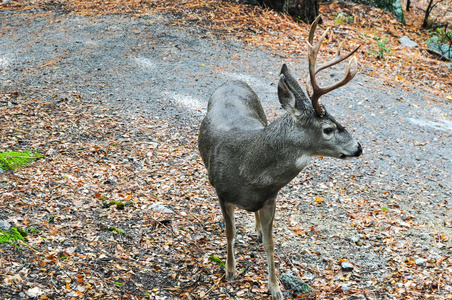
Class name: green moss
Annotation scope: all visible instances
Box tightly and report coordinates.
[0,151,43,171]
[0,227,25,246]
[109,227,125,235]
[280,273,314,296]
[17,228,29,237]
[102,200,132,210]
[49,215,57,224]
[208,256,225,268]
[28,228,41,234]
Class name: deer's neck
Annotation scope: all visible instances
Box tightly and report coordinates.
[239,114,312,189]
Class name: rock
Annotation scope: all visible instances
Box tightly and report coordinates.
[341,285,351,291]
[426,36,452,61]
[398,221,410,228]
[341,262,354,272]
[103,178,116,185]
[392,0,406,25]
[0,220,11,231]
[150,203,174,214]
[302,272,314,280]
[25,287,43,298]
[398,36,418,49]
[415,258,426,266]
[280,273,314,297]
[436,242,445,249]
[350,236,360,243]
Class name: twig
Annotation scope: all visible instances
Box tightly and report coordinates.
[203,274,225,299]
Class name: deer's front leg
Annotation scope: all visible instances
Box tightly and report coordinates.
[220,201,236,280]
[259,198,283,300]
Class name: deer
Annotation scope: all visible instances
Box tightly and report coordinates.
[198,16,362,299]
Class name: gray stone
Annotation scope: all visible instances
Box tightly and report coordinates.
[392,0,406,25]
[341,285,351,291]
[398,36,418,49]
[0,220,11,231]
[341,262,354,272]
[415,258,426,266]
[427,36,452,60]
[350,236,360,243]
[25,287,43,298]
[280,273,314,297]
[149,203,174,214]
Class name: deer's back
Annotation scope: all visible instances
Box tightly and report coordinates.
[204,81,267,132]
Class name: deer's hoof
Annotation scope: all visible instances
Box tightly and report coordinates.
[225,268,236,281]
[269,286,283,300]
[226,272,236,281]
[271,291,283,300]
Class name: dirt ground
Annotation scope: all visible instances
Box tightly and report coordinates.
[0,1,451,299]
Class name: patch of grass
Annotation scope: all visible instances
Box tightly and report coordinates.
[0,227,25,247]
[109,227,125,235]
[102,200,133,210]
[333,12,353,25]
[208,256,225,268]
[368,36,391,59]
[17,227,29,237]
[49,215,57,224]
[0,151,43,171]
[27,228,42,234]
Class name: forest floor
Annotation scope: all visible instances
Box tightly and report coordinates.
[0,0,451,299]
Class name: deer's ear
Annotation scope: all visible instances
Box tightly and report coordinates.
[278,74,301,117]
[279,64,311,113]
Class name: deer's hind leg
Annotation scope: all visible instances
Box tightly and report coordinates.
[254,211,262,241]
[219,200,236,280]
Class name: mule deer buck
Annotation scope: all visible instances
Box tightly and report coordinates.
[198,16,362,299]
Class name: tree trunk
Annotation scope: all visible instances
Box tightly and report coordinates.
[422,0,433,28]
[260,0,319,24]
[406,0,410,12]
[422,0,443,28]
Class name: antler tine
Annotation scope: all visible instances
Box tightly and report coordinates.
[314,43,361,75]
[306,16,331,117]
[306,15,360,117]
[320,55,359,96]
[308,15,321,44]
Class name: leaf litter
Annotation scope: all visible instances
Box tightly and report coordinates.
[1,69,451,300]
[1,0,451,299]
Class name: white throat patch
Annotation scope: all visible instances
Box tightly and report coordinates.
[295,155,311,170]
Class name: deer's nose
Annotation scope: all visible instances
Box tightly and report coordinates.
[355,143,363,157]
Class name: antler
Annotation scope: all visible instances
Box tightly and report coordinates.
[306,15,360,117]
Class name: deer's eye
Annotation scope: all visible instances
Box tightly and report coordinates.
[323,128,335,135]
